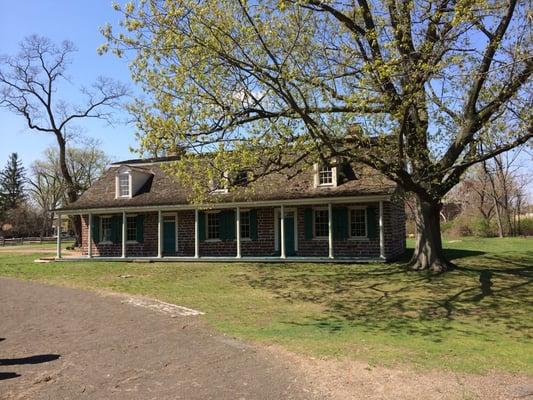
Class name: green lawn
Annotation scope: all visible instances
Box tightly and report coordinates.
[0,236,531,374]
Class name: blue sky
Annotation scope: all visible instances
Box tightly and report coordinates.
[0,0,137,168]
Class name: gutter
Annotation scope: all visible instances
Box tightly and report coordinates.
[55,194,392,215]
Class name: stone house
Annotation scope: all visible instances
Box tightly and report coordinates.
[56,156,406,261]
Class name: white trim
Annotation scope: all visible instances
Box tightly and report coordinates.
[312,207,329,239]
[88,213,93,258]
[274,207,298,255]
[328,203,333,259]
[161,213,178,255]
[99,215,113,243]
[157,210,162,258]
[194,209,199,258]
[236,207,241,259]
[205,210,221,241]
[379,200,385,259]
[348,206,368,239]
[121,211,126,258]
[280,205,285,259]
[56,211,62,259]
[59,195,392,215]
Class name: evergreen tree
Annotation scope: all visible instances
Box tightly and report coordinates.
[0,153,26,210]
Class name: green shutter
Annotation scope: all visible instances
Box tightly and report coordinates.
[198,211,206,242]
[111,215,122,244]
[332,207,349,240]
[136,214,144,243]
[367,206,378,238]
[218,210,235,241]
[250,209,258,241]
[227,210,236,241]
[304,208,313,240]
[92,216,100,244]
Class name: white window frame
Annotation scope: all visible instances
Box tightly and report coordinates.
[126,214,138,243]
[312,207,329,239]
[205,210,221,242]
[313,163,338,187]
[116,173,132,198]
[239,209,252,241]
[100,216,113,244]
[349,206,368,239]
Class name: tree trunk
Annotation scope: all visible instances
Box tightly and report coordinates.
[409,195,455,273]
[55,131,81,246]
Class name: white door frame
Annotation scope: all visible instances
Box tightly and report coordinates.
[162,212,178,252]
[274,207,298,252]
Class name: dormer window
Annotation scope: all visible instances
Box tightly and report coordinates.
[314,163,338,187]
[118,174,131,197]
[319,166,333,185]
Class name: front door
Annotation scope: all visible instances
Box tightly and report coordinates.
[277,210,296,256]
[163,216,176,255]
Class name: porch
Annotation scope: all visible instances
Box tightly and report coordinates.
[55,196,402,262]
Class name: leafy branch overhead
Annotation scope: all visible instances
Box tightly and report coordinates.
[101,0,531,272]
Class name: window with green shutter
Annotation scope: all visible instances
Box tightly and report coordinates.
[366,206,378,238]
[304,208,313,240]
[92,216,100,243]
[249,209,258,240]
[332,207,349,240]
[198,211,206,241]
[219,210,235,241]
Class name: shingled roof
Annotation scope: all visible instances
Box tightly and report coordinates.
[60,158,397,211]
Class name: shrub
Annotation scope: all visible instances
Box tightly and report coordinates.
[473,218,495,237]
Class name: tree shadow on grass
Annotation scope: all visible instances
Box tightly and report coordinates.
[234,247,532,342]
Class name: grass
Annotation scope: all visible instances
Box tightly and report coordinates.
[0,236,531,374]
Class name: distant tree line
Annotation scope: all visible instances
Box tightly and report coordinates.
[406,148,532,237]
[0,142,110,238]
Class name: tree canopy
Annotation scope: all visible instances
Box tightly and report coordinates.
[101,0,532,271]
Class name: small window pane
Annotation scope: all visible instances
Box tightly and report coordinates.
[319,166,333,185]
[101,217,112,242]
[240,211,250,239]
[350,209,366,237]
[207,213,219,240]
[314,209,329,237]
[119,175,130,197]
[127,216,137,241]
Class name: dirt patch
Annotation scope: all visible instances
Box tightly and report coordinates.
[268,345,533,400]
[0,278,315,400]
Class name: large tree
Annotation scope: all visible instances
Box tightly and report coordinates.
[102,0,532,271]
[0,35,128,242]
[0,153,26,211]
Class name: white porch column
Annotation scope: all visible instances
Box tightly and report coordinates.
[121,211,126,258]
[56,211,62,259]
[328,203,334,259]
[88,213,93,259]
[379,201,385,259]
[194,209,200,258]
[280,205,286,259]
[236,207,241,259]
[157,210,163,258]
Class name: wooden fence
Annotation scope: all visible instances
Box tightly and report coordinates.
[0,236,74,247]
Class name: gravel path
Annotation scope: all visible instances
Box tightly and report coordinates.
[0,278,315,400]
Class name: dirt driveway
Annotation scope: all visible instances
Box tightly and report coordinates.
[0,278,316,400]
